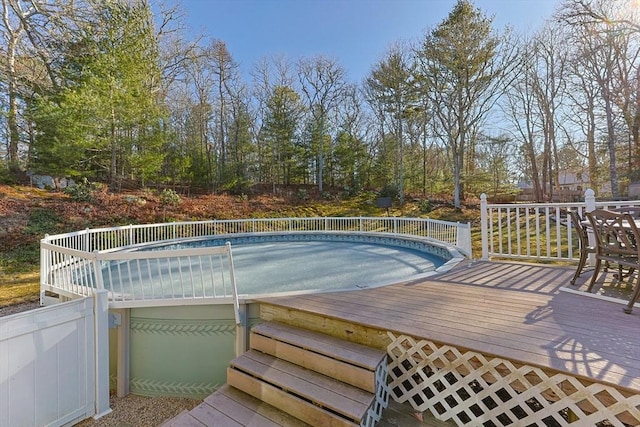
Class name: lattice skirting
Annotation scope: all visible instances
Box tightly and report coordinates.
[386,332,640,426]
[362,359,391,427]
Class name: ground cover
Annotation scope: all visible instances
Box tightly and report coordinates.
[0,184,481,308]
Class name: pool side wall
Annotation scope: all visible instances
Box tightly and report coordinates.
[109,303,261,398]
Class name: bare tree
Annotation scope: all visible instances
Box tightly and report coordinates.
[208,40,240,183]
[532,24,570,200]
[1,0,42,169]
[560,0,640,196]
[297,55,348,193]
[504,39,544,202]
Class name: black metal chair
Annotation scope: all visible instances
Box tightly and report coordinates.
[585,209,640,314]
[568,210,595,286]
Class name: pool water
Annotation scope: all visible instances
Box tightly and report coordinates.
[227,240,443,295]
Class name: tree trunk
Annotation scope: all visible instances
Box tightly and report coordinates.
[6,24,21,170]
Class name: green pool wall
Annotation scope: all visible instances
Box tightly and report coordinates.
[108,302,261,399]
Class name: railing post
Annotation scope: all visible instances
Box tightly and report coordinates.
[93,251,104,291]
[481,193,489,260]
[128,224,133,246]
[40,235,49,306]
[93,290,112,419]
[585,188,596,212]
[456,222,473,258]
[84,228,90,252]
[584,189,597,266]
[227,242,240,324]
[227,241,246,356]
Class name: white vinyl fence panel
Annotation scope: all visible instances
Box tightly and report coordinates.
[0,293,109,427]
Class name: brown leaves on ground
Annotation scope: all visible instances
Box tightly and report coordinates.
[0,184,294,236]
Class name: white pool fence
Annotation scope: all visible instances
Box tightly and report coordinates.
[14,199,640,426]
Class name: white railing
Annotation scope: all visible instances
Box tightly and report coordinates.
[41,217,471,308]
[480,189,640,261]
[42,217,471,254]
[41,241,236,309]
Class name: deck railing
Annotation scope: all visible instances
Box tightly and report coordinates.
[41,216,471,308]
[480,189,640,262]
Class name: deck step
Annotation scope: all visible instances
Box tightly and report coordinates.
[228,349,374,426]
[250,321,387,393]
[163,321,389,426]
[160,385,310,427]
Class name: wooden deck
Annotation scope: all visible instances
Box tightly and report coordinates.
[257,260,640,394]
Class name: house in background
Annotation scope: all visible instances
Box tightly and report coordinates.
[517,169,591,202]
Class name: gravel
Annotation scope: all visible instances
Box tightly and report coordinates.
[0,300,41,317]
[75,394,200,427]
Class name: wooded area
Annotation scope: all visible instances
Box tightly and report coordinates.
[2,0,640,207]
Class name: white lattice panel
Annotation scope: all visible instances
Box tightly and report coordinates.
[386,332,640,426]
[362,359,391,427]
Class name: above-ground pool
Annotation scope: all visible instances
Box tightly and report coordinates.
[43,219,468,398]
[103,232,462,398]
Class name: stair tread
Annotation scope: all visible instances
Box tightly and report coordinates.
[252,321,386,370]
[251,332,378,393]
[204,384,311,427]
[188,401,245,427]
[230,349,374,420]
[227,368,359,427]
[159,410,206,427]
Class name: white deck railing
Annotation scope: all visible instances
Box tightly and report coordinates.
[480,189,640,262]
[41,217,471,308]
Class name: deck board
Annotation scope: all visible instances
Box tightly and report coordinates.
[257,261,640,393]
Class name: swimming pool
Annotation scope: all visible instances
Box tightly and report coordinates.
[127,232,454,297]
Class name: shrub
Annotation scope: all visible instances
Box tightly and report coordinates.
[378,184,398,199]
[63,178,97,202]
[25,208,61,235]
[0,167,17,184]
[418,199,433,214]
[159,188,181,206]
[297,188,308,201]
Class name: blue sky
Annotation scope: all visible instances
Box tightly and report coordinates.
[181,0,560,83]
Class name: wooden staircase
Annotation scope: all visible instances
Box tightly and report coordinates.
[163,321,389,427]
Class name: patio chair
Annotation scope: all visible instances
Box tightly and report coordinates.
[568,210,595,286]
[611,206,640,218]
[585,209,640,314]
